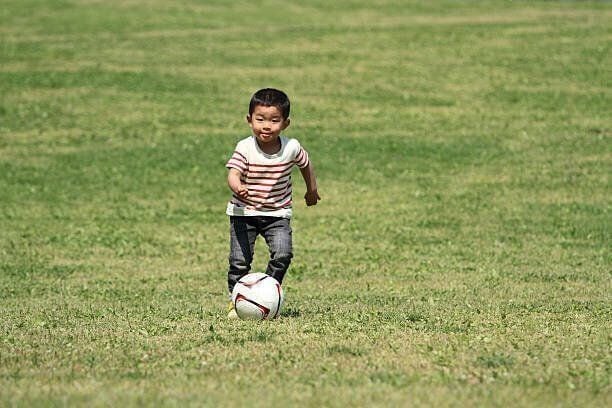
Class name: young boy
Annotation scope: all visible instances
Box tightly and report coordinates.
[225,88,320,317]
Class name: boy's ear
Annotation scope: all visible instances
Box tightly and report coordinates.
[246,114,252,123]
[282,118,290,129]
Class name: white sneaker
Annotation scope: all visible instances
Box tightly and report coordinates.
[227,302,238,319]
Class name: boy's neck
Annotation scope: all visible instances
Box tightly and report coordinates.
[256,137,281,155]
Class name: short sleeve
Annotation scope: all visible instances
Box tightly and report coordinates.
[226,143,248,173]
[293,141,310,169]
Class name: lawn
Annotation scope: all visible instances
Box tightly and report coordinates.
[0,0,610,406]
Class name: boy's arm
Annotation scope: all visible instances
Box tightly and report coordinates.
[299,162,320,206]
[228,168,248,199]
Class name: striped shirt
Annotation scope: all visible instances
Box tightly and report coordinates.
[226,136,309,218]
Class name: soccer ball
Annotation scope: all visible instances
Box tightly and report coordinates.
[231,273,284,320]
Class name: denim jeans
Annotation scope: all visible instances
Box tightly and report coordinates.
[228,216,293,294]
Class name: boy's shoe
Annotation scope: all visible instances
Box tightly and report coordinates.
[227,302,238,319]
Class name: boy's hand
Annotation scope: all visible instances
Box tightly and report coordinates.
[304,190,320,206]
[234,185,249,199]
[228,169,248,199]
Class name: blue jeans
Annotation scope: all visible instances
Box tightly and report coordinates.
[228,216,293,294]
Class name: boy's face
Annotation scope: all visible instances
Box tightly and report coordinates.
[247,105,290,147]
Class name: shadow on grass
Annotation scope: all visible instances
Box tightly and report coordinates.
[281,307,301,318]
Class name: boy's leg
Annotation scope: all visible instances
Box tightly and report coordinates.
[261,217,293,285]
[228,216,258,294]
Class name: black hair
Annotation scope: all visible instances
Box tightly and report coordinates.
[248,88,290,119]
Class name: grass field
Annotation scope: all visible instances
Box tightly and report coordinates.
[1,0,610,406]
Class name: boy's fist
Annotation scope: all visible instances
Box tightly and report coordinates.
[304,190,320,206]
[235,185,249,199]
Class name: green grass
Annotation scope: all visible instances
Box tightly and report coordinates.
[1,0,610,406]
